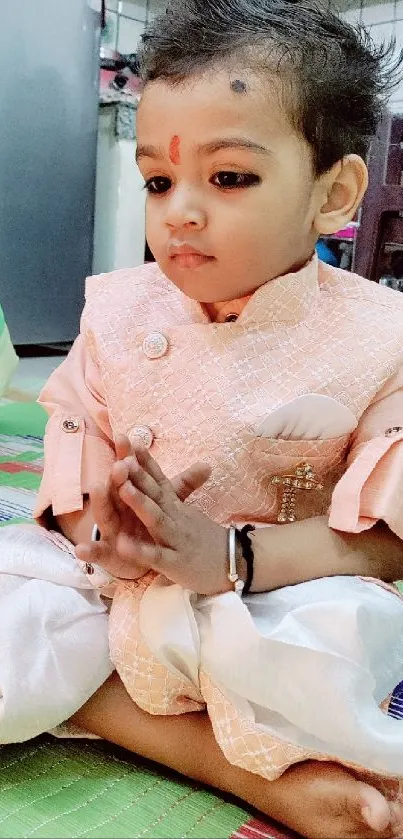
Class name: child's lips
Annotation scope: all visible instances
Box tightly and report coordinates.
[168,245,215,269]
[170,252,214,269]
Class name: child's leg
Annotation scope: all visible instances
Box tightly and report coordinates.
[72,672,402,839]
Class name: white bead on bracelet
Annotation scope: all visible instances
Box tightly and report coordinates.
[227,525,244,596]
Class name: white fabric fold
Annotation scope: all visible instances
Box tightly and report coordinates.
[140,575,403,776]
[0,525,113,743]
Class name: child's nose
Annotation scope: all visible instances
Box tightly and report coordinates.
[165,186,207,230]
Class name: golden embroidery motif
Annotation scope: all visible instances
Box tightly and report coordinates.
[271,462,323,522]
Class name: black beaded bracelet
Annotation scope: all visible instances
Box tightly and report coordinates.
[236,524,255,595]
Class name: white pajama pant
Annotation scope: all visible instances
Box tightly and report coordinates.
[1,521,403,778]
[0,525,113,743]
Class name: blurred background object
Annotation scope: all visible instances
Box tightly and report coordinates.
[352,111,403,285]
[0,306,18,396]
[0,0,101,345]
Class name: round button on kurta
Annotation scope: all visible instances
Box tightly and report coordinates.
[142,332,168,359]
[61,417,80,433]
[131,425,154,449]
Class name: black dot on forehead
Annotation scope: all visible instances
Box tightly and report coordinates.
[230,79,248,94]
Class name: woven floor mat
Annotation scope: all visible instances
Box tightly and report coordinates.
[0,736,293,839]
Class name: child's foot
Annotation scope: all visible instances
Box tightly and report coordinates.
[249,761,402,839]
[72,676,401,839]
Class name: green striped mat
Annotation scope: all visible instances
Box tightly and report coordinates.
[0,737,252,839]
[0,402,45,527]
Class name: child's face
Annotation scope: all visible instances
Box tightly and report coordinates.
[137,70,325,302]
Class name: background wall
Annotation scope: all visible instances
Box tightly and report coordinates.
[336,0,403,112]
[103,0,403,114]
[102,0,165,55]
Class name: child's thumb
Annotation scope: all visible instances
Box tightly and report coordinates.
[171,463,211,501]
[90,482,119,538]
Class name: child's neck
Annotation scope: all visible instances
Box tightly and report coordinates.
[201,253,317,323]
[203,294,252,323]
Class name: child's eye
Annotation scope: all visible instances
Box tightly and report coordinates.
[144,177,172,194]
[211,172,261,189]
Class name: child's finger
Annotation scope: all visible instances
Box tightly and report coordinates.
[74,540,108,566]
[126,540,179,576]
[126,447,211,507]
[75,540,105,565]
[75,539,139,579]
[115,434,133,461]
[90,481,120,539]
[124,455,173,510]
[111,458,130,489]
[134,445,176,492]
[171,462,211,501]
[118,480,175,545]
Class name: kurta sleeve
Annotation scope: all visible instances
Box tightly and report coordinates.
[34,331,115,519]
[328,365,403,539]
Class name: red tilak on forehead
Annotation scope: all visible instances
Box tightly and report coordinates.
[169,135,181,165]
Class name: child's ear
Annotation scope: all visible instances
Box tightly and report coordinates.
[314,155,368,235]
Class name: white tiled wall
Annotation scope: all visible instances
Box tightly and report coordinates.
[337,0,403,112]
[104,0,166,54]
[116,15,145,53]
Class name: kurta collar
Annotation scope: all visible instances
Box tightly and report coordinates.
[182,253,320,327]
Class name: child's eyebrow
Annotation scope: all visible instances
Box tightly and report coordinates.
[197,138,270,156]
[136,144,164,163]
[136,137,270,163]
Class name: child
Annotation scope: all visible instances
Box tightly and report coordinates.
[2,0,403,836]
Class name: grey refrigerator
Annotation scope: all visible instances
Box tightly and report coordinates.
[0,0,101,345]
